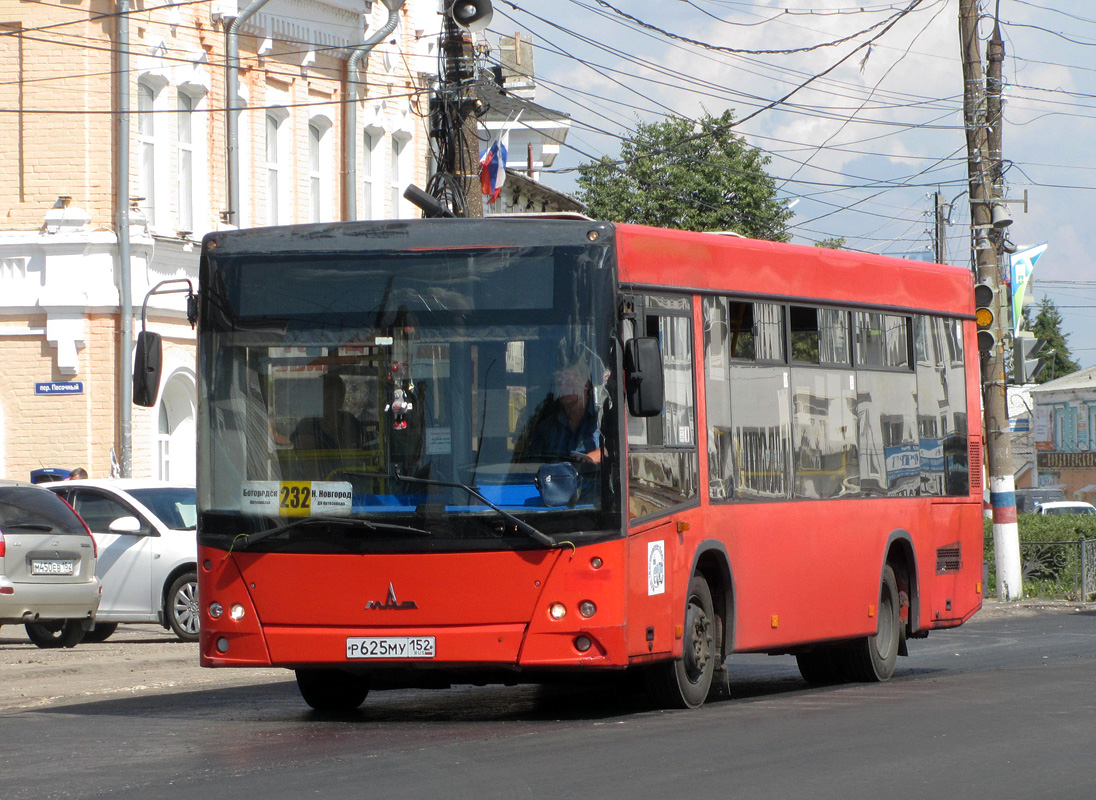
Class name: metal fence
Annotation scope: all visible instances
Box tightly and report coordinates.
[1018,538,1096,601]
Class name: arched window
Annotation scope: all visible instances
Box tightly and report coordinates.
[265,112,284,225]
[157,402,171,480]
[158,373,196,484]
[362,128,381,220]
[308,123,322,223]
[177,91,194,232]
[138,82,157,225]
[390,135,406,218]
[307,115,333,223]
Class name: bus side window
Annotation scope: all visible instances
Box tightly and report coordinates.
[704,297,792,502]
[789,306,859,500]
[855,312,918,497]
[915,315,969,497]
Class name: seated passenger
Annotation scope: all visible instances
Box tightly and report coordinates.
[528,365,602,463]
[291,372,365,451]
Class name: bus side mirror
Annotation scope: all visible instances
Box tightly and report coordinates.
[133,330,163,407]
[624,337,664,417]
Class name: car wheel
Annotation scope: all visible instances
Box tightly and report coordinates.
[25,620,86,648]
[81,623,119,643]
[166,572,200,642]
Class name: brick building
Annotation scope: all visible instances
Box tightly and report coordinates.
[1028,367,1096,502]
[0,0,439,481]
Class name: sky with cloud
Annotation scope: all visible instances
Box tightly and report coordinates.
[482,0,1096,368]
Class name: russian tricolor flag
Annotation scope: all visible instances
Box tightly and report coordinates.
[480,112,521,204]
[480,135,507,203]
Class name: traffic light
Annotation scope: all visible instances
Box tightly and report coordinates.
[1013,332,1048,384]
[974,282,997,353]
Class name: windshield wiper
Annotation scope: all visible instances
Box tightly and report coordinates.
[232,515,429,551]
[395,472,557,548]
[6,522,54,531]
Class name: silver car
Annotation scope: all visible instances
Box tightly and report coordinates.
[44,480,197,642]
[0,481,101,648]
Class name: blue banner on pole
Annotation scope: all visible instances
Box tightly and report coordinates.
[1010,243,1047,335]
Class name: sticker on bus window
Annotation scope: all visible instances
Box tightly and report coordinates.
[242,482,280,513]
[648,540,666,596]
[425,427,452,455]
[310,482,353,515]
[240,481,353,517]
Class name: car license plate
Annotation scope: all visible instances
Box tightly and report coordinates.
[346,636,436,659]
[31,559,75,576]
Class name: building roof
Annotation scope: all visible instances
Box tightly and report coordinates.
[1028,366,1096,394]
[500,171,585,213]
[477,79,570,130]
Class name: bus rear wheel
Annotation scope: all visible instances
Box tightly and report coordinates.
[844,565,901,682]
[647,575,717,709]
[295,668,369,712]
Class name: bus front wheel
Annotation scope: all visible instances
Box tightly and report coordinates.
[648,575,717,709]
[295,668,369,712]
[845,565,901,682]
[795,647,844,684]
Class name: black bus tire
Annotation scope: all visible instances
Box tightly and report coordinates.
[647,575,717,709]
[295,669,369,712]
[844,565,901,682]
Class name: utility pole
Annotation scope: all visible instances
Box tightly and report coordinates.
[933,190,947,265]
[442,16,483,218]
[960,0,1021,600]
[406,3,492,219]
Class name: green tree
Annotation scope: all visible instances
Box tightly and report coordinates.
[575,111,792,240]
[1029,296,1079,383]
[814,237,847,249]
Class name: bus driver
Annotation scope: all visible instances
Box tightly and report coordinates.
[529,364,602,464]
[291,372,365,452]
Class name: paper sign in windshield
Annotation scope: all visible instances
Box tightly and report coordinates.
[241,481,353,516]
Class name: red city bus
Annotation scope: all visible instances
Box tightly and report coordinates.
[139,218,981,710]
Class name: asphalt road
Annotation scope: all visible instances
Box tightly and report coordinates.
[1,601,1094,800]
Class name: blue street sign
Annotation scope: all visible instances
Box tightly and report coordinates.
[35,381,84,395]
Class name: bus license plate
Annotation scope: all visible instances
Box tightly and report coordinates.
[346,636,436,659]
[31,559,75,576]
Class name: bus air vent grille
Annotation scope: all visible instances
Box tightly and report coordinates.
[968,442,982,491]
[936,543,962,574]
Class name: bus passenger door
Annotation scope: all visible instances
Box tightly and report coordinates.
[622,294,700,658]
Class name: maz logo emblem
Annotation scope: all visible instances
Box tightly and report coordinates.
[366,582,418,610]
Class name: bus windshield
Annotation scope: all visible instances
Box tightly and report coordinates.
[198,241,620,552]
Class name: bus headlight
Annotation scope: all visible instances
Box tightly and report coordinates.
[549,602,567,620]
[578,600,597,618]
[209,602,224,619]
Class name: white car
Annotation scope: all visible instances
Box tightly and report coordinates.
[1035,500,1096,516]
[43,480,197,642]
